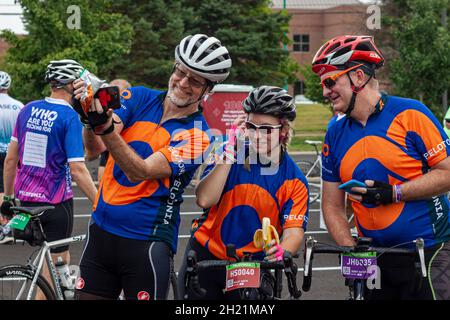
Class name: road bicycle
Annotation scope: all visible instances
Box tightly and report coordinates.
[184,243,302,300]
[302,236,427,300]
[296,140,322,205]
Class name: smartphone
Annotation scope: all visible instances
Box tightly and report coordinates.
[94,86,121,110]
[338,179,366,194]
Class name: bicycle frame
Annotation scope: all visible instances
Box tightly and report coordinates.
[21,235,86,300]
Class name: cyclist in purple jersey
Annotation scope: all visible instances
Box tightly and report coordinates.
[312,35,450,299]
[1,59,97,299]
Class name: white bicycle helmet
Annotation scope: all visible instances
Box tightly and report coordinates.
[45,59,84,85]
[175,34,232,84]
[243,86,297,121]
[0,71,11,90]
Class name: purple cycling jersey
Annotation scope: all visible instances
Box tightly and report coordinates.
[11,97,85,204]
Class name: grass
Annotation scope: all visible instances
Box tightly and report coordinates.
[289,103,333,152]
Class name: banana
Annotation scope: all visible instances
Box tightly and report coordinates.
[253,217,280,249]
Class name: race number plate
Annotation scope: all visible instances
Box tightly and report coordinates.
[10,213,31,231]
[225,262,260,291]
[341,252,377,279]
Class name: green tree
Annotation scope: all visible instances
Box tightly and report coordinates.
[299,64,329,105]
[106,0,185,88]
[181,0,299,87]
[381,0,450,117]
[1,0,133,103]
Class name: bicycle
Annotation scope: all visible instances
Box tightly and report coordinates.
[0,205,85,300]
[301,236,427,300]
[296,140,322,205]
[183,243,302,300]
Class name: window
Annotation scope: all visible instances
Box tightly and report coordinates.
[294,81,305,96]
[293,34,310,52]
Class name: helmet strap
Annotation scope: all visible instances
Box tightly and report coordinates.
[345,73,373,119]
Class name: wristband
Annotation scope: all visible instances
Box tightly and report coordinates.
[96,122,115,136]
[394,185,402,203]
[3,195,14,202]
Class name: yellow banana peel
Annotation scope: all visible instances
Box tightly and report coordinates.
[253,217,280,249]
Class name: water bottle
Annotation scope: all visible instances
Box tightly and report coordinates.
[55,257,74,299]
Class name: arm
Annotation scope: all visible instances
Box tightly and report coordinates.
[322,181,355,246]
[400,156,450,200]
[69,161,97,203]
[83,114,123,161]
[3,141,19,196]
[100,129,172,182]
[195,163,232,208]
[280,227,304,254]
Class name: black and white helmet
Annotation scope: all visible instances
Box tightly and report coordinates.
[243,86,296,121]
[0,71,11,90]
[45,59,84,85]
[175,34,232,84]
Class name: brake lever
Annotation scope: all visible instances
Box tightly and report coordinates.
[415,238,427,278]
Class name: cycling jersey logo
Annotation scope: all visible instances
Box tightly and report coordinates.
[121,89,132,100]
[76,277,85,290]
[137,291,150,300]
[322,143,330,157]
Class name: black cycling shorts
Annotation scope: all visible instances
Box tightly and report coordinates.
[366,240,450,300]
[77,222,174,300]
[98,151,109,167]
[0,153,6,193]
[20,199,74,254]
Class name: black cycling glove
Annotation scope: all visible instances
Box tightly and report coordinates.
[1,197,17,219]
[72,95,90,128]
[361,180,394,205]
[87,111,114,135]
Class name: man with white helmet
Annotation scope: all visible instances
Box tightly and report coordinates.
[0,71,23,206]
[72,34,232,300]
[1,60,97,297]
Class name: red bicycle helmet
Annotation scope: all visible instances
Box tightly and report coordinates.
[312,35,384,76]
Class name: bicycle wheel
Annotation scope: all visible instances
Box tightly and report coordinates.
[0,265,56,300]
[296,161,320,178]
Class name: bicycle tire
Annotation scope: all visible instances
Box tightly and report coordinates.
[296,161,320,178]
[0,265,56,300]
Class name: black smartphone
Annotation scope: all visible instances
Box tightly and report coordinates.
[94,86,121,110]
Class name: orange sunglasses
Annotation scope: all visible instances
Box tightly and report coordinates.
[320,64,364,89]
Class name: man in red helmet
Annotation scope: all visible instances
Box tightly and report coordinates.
[313,35,450,300]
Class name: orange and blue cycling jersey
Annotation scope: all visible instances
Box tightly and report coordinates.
[192,149,309,260]
[92,87,213,253]
[322,93,450,248]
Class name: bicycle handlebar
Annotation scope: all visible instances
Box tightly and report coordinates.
[302,236,427,292]
[184,250,302,300]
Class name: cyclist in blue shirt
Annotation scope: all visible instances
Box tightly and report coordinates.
[312,35,450,300]
[72,34,232,300]
[1,60,97,298]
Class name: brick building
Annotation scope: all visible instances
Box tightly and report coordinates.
[271,0,377,96]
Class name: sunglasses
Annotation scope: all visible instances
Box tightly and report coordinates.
[320,64,364,89]
[172,64,206,88]
[245,121,282,134]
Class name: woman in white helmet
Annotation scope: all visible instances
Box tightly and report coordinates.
[72,34,232,300]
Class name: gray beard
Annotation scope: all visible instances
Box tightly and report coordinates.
[167,87,196,108]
